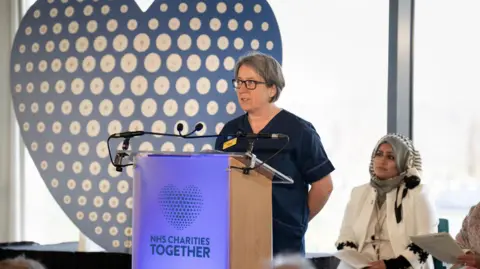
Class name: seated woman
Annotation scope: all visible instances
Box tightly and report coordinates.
[454,202,480,268]
[335,133,438,269]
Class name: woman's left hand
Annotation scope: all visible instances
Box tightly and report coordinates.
[368,260,386,269]
[457,252,480,268]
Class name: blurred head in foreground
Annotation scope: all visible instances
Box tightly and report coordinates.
[0,256,46,269]
[270,253,316,269]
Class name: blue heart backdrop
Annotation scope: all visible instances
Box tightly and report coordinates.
[10,0,282,252]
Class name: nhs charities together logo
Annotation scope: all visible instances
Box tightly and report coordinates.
[151,184,208,258]
[158,184,203,231]
[150,235,211,258]
[10,0,282,252]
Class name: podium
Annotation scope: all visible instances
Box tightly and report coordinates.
[129,151,293,269]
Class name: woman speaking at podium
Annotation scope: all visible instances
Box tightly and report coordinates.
[214,51,335,255]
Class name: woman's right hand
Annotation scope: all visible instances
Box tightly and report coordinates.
[455,252,480,269]
[451,265,477,269]
[450,264,464,269]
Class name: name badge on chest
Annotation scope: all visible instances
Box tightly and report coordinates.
[223,137,237,150]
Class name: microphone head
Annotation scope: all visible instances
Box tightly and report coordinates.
[195,123,204,132]
[176,123,184,133]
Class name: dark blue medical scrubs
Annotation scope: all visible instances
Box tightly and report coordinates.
[214,109,335,255]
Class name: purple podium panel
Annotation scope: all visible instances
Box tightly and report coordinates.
[132,154,231,269]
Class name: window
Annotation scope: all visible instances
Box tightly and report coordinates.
[24,154,79,244]
[21,0,79,245]
[413,0,480,236]
[269,0,389,252]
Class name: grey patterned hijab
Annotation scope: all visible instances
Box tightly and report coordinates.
[369,134,423,208]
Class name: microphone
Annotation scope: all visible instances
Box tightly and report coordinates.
[235,131,288,139]
[108,124,290,178]
[177,129,288,141]
[113,136,131,172]
[112,131,145,138]
[108,122,206,171]
[244,138,256,175]
[229,130,289,175]
[184,123,204,137]
[176,122,204,137]
[195,122,204,132]
[111,123,204,140]
[176,123,184,135]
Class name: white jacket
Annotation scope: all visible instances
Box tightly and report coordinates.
[335,183,438,269]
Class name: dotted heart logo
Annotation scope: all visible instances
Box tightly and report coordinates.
[10,0,282,252]
[158,184,203,230]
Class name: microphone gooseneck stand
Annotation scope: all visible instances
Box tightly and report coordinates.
[107,127,290,175]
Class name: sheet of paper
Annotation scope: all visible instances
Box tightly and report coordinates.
[333,249,373,269]
[410,232,465,264]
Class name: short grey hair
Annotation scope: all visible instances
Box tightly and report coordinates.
[0,256,46,269]
[234,51,285,102]
[270,253,316,269]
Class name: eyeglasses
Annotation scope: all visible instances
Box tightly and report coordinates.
[231,79,268,90]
